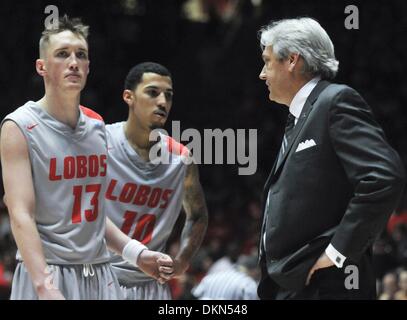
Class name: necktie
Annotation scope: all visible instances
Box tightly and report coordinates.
[276,113,296,167]
[262,113,296,256]
[260,113,295,253]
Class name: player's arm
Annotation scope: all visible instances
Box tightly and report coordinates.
[0,121,64,299]
[105,217,133,255]
[174,162,208,277]
[105,217,174,283]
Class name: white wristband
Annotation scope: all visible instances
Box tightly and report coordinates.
[122,240,148,267]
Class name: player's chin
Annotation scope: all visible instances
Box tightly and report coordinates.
[150,119,167,129]
[150,123,165,131]
[64,82,85,91]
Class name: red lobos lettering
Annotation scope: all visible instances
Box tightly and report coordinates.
[105,180,173,209]
[133,185,151,206]
[49,155,107,181]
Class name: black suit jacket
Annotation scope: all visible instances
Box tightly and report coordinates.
[259,80,405,292]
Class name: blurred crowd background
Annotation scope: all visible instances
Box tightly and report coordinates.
[0,0,406,300]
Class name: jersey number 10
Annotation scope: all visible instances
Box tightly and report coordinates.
[120,211,156,245]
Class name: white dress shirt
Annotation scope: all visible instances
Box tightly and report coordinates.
[289,76,320,123]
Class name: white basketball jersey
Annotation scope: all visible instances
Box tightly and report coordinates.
[1,101,111,264]
[105,122,188,284]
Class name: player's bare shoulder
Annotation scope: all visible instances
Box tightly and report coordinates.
[0,120,29,156]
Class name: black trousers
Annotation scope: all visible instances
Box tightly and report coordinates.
[258,255,377,300]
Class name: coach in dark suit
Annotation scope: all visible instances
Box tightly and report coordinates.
[257,17,405,299]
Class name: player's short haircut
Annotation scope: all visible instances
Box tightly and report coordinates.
[125,62,172,91]
[39,14,89,58]
[259,17,339,80]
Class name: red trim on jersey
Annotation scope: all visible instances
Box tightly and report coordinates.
[166,136,189,156]
[80,105,104,122]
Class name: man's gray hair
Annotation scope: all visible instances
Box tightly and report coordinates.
[259,17,339,80]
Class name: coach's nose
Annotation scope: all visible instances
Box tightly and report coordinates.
[259,65,266,80]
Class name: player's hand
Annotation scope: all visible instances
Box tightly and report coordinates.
[155,257,189,282]
[37,284,65,300]
[157,255,176,284]
[36,267,66,300]
[306,252,335,286]
[137,250,174,284]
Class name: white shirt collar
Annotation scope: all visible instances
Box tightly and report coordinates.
[289,76,321,120]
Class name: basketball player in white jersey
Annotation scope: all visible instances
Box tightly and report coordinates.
[105,62,208,299]
[0,16,173,300]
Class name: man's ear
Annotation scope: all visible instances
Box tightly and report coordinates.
[36,59,46,77]
[288,53,301,72]
[123,89,134,105]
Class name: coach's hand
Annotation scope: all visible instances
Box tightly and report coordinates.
[306,252,335,286]
[137,250,174,284]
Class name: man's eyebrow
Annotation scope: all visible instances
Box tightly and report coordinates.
[262,54,269,61]
[54,47,88,52]
[145,85,173,92]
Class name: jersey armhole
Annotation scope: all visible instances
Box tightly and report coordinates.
[166,136,189,157]
[80,105,104,122]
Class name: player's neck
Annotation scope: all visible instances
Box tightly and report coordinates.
[37,90,81,129]
[124,121,155,162]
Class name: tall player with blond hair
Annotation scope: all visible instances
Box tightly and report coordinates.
[0,16,173,300]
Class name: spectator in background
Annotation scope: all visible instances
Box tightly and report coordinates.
[394,270,407,300]
[206,242,241,275]
[378,272,398,300]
